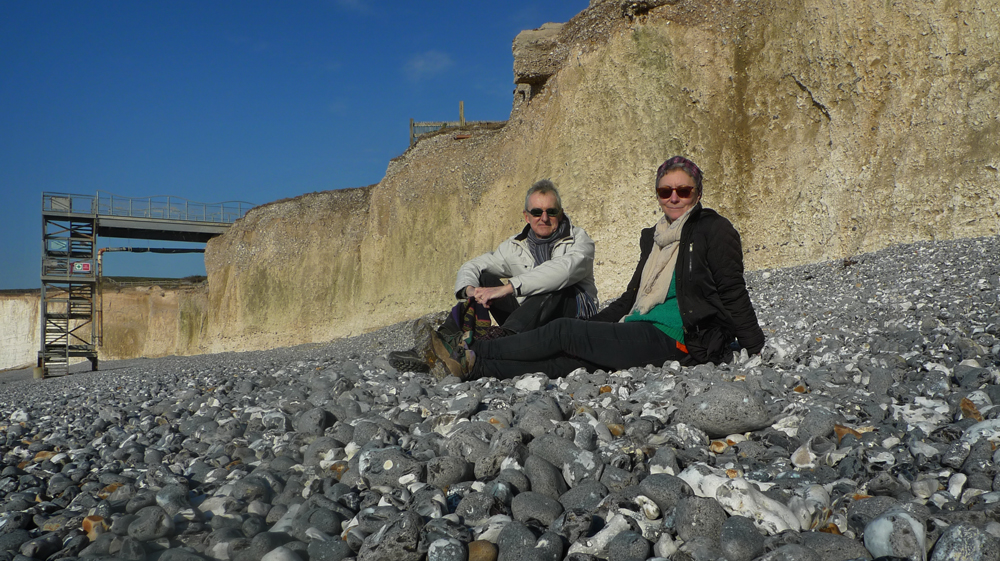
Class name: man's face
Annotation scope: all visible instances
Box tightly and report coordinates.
[523,191,561,238]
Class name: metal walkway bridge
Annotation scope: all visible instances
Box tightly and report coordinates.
[39,191,254,377]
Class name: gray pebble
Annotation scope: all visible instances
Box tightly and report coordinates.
[675,383,771,437]
[511,491,564,526]
[674,496,727,542]
[719,515,765,561]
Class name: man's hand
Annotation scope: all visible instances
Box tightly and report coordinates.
[470,284,514,307]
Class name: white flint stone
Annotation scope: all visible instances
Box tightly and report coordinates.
[820,446,850,466]
[865,449,896,465]
[648,464,676,476]
[199,497,232,517]
[260,546,302,561]
[472,515,512,543]
[9,409,30,423]
[790,438,817,468]
[966,390,992,408]
[714,478,802,534]
[961,419,1000,444]
[615,508,660,541]
[787,496,813,530]
[771,415,802,436]
[567,513,633,557]
[318,448,344,470]
[864,509,926,561]
[948,473,967,499]
[344,442,361,460]
[908,440,940,458]
[269,504,300,534]
[911,478,940,498]
[304,528,330,541]
[930,493,951,508]
[514,374,547,391]
[678,463,730,498]
[961,488,987,504]
[892,399,950,434]
[978,491,1000,504]
[654,533,679,558]
[634,495,661,519]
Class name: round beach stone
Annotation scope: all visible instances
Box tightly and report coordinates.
[524,455,568,501]
[719,515,765,561]
[798,532,871,561]
[427,456,473,488]
[358,511,425,561]
[675,384,771,438]
[511,491,564,527]
[929,522,996,561]
[605,531,650,561]
[306,538,353,561]
[864,508,926,561]
[757,544,822,561]
[559,481,609,512]
[638,473,693,513]
[674,496,728,542]
[127,505,176,541]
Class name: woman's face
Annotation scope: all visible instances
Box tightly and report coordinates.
[656,169,700,222]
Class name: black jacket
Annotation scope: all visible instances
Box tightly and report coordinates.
[592,204,765,363]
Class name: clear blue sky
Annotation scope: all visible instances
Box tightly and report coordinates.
[0,1,585,289]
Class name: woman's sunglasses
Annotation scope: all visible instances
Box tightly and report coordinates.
[527,208,562,217]
[656,186,695,199]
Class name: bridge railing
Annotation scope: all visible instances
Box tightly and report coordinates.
[42,192,97,214]
[95,191,254,224]
[43,192,255,224]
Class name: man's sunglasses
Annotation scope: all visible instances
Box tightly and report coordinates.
[527,208,562,217]
[656,186,696,199]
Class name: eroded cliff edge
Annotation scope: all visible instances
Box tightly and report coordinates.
[203,0,1000,353]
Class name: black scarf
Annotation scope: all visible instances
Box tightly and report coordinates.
[526,215,571,266]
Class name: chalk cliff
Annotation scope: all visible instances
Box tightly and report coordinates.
[201,0,999,352]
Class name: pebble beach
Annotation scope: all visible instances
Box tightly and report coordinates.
[2,235,1000,561]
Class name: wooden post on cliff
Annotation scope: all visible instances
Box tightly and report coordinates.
[459,101,465,127]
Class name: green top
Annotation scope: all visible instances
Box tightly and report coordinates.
[622,272,685,343]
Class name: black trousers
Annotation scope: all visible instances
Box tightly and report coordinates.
[476,272,579,334]
[470,317,687,380]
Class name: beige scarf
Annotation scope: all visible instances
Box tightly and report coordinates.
[628,208,695,316]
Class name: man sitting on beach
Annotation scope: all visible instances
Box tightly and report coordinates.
[388,179,598,373]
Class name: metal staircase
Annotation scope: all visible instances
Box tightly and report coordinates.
[40,194,98,375]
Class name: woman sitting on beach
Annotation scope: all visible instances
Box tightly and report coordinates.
[428,155,765,380]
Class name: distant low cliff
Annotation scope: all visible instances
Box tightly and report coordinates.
[201,0,999,353]
[1,286,208,371]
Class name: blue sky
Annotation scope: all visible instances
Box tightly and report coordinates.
[0,1,586,289]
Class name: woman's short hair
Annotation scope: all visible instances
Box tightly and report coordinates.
[524,179,563,211]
